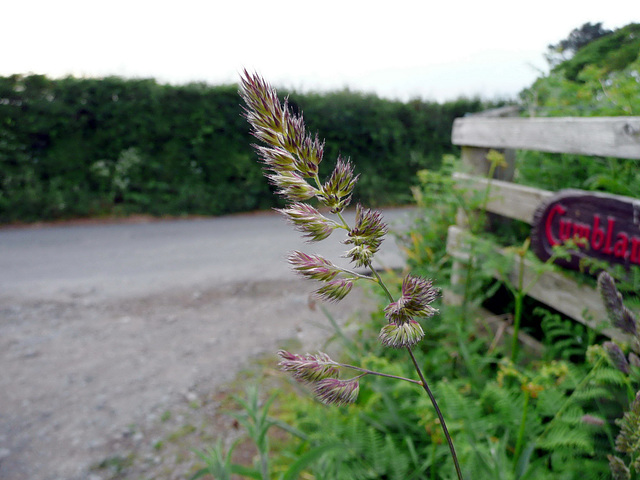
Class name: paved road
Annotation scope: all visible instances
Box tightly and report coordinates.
[1,207,413,302]
[0,207,416,480]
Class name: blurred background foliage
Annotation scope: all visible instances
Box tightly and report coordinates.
[0,74,488,223]
[517,22,640,200]
[12,20,639,480]
[1,22,637,224]
[253,22,640,480]
[522,22,640,117]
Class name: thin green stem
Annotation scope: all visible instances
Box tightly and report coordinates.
[259,445,269,480]
[366,261,463,480]
[333,362,423,386]
[336,210,350,230]
[407,347,464,480]
[461,256,474,320]
[536,357,605,443]
[480,158,500,213]
[510,292,524,360]
[367,262,395,302]
[510,252,526,361]
[321,188,462,478]
[339,268,376,282]
[313,173,323,190]
[431,440,437,480]
[513,390,530,470]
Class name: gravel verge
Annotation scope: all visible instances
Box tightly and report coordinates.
[0,278,377,480]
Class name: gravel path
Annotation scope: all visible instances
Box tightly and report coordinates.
[0,208,412,479]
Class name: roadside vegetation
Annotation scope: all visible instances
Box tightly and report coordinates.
[0,73,490,223]
[184,22,640,480]
[16,21,640,480]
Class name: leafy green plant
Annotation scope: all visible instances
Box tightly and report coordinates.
[522,23,640,117]
[537,306,596,361]
[193,28,640,478]
[0,73,486,223]
[239,71,465,480]
[191,387,337,480]
[596,271,640,479]
[401,117,639,480]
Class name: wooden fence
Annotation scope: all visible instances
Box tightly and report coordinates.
[446,111,640,350]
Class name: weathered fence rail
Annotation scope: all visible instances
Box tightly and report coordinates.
[447,113,640,349]
[452,116,640,159]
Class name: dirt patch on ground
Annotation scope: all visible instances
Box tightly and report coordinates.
[0,279,377,480]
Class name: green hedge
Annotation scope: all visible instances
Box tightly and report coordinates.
[0,74,487,222]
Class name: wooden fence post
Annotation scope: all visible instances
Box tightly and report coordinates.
[448,106,519,304]
[459,106,519,181]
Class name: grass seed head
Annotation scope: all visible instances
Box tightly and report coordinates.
[313,377,360,406]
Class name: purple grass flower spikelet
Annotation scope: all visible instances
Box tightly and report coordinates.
[240,70,325,201]
[279,107,323,177]
[383,302,412,325]
[608,455,631,480]
[281,106,306,152]
[267,172,318,201]
[604,341,630,375]
[319,156,359,213]
[288,251,342,282]
[277,350,340,383]
[400,275,439,317]
[598,271,638,337]
[384,275,439,323]
[615,391,640,471]
[620,306,639,338]
[315,278,354,302]
[255,145,298,173]
[379,320,425,348]
[380,275,437,348]
[313,377,360,406]
[280,105,322,177]
[343,204,387,267]
[582,414,606,427]
[597,272,621,315]
[297,134,324,177]
[239,72,286,148]
[629,352,640,368]
[278,203,339,242]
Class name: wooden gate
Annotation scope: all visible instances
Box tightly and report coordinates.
[446,112,640,348]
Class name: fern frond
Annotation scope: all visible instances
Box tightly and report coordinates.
[548,449,610,480]
[480,381,524,427]
[591,365,628,387]
[539,307,590,360]
[538,422,594,454]
[553,404,586,425]
[301,413,417,480]
[536,388,566,417]
[570,385,614,402]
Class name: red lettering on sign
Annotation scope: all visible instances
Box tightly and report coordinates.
[603,218,616,255]
[572,222,591,241]
[591,215,606,250]
[631,238,640,264]
[532,190,640,273]
[614,232,630,259]
[545,204,566,246]
[559,219,572,242]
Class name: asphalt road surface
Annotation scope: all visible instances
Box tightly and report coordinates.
[1,208,412,302]
[0,207,415,479]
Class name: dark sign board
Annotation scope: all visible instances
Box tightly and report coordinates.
[531,190,640,271]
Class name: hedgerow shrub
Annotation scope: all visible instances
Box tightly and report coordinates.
[0,74,487,223]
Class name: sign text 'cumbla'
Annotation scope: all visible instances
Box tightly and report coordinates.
[531,190,640,272]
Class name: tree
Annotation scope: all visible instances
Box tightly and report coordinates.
[545,22,613,66]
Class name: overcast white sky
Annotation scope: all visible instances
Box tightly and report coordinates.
[3,1,637,101]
